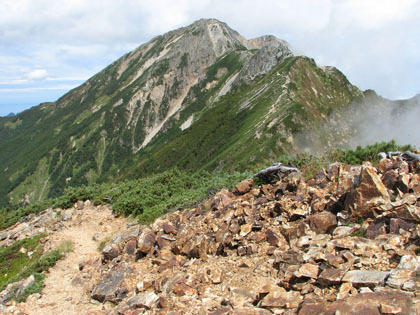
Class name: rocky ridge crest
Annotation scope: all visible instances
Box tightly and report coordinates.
[3,155,420,314]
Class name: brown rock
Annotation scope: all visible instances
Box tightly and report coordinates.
[235,179,254,195]
[382,169,399,190]
[102,243,122,261]
[318,268,346,285]
[298,298,327,315]
[308,211,337,234]
[345,166,390,218]
[380,303,402,314]
[172,283,196,296]
[260,290,302,309]
[162,222,177,234]
[389,218,415,234]
[208,307,231,315]
[324,291,415,315]
[386,269,417,291]
[124,292,158,310]
[125,240,137,255]
[265,229,288,249]
[91,267,130,303]
[337,282,352,300]
[240,223,252,237]
[137,228,156,254]
[158,296,169,308]
[365,220,387,239]
[296,263,319,279]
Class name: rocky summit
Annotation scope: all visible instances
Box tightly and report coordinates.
[2,154,419,314]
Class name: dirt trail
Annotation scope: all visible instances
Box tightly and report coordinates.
[15,204,128,315]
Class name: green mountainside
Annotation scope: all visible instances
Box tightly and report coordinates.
[0,19,385,208]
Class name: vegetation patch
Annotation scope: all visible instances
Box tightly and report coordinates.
[0,235,68,303]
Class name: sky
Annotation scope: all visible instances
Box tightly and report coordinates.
[1,0,419,116]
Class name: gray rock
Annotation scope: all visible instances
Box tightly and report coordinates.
[91,267,130,303]
[62,209,74,221]
[342,270,389,287]
[0,232,9,241]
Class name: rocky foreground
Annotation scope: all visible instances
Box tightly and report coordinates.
[2,155,420,314]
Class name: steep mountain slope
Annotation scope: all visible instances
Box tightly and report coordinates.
[0,19,363,207]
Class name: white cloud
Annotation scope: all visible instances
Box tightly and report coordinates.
[26,69,48,81]
[0,0,419,113]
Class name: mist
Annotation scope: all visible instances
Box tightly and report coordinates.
[296,92,420,153]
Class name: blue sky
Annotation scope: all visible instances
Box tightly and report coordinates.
[1,0,419,116]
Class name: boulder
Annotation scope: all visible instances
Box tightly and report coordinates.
[235,179,254,195]
[342,270,389,287]
[345,166,390,218]
[308,212,337,234]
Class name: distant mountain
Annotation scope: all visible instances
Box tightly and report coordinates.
[0,18,412,207]
[5,113,15,117]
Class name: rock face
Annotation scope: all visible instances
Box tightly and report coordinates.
[65,156,420,314]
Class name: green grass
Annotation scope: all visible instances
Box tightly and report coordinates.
[0,235,66,303]
[0,234,45,290]
[0,168,252,229]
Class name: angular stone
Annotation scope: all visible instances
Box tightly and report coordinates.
[380,303,402,314]
[125,292,158,310]
[389,218,415,234]
[397,254,420,271]
[259,290,302,309]
[235,179,254,195]
[308,211,337,234]
[137,228,156,254]
[125,239,137,255]
[62,209,74,221]
[345,166,390,218]
[386,269,417,291]
[382,169,399,190]
[91,267,129,303]
[342,270,389,287]
[318,268,346,285]
[365,220,387,239]
[102,243,121,261]
[296,263,319,279]
[337,282,352,300]
[240,223,252,237]
[332,226,358,238]
[265,229,288,249]
[162,222,177,234]
[172,283,197,296]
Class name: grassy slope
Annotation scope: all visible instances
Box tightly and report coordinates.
[0,52,361,209]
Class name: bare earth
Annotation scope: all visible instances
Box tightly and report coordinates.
[15,204,128,315]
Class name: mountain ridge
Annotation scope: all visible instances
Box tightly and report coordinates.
[0,18,406,208]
